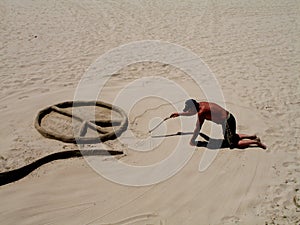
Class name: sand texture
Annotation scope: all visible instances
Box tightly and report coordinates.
[0,0,299,224]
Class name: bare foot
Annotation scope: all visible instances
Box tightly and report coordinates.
[256,138,267,149]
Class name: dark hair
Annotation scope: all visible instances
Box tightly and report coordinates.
[183,99,199,112]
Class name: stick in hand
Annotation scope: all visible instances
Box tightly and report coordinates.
[148,117,171,133]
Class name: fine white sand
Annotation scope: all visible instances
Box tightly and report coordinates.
[0,0,299,224]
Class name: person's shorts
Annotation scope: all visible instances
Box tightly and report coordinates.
[223,113,240,149]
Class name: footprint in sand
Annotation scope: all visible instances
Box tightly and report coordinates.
[0,105,7,110]
[294,194,300,209]
[18,95,29,100]
[221,215,240,224]
[282,161,300,168]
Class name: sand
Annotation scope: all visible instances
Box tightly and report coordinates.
[0,0,299,224]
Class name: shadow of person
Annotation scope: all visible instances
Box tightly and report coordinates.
[151,132,229,149]
[196,133,229,149]
[0,149,123,186]
[199,133,260,150]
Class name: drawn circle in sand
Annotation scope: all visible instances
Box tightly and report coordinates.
[34,101,128,144]
[74,40,226,186]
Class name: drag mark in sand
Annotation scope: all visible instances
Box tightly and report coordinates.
[130,99,184,126]
[97,213,161,225]
[0,150,123,186]
[86,186,158,225]
[0,100,129,186]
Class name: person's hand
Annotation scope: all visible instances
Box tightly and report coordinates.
[190,140,196,146]
[170,113,179,118]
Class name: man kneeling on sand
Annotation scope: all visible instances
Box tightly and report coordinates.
[170,99,267,149]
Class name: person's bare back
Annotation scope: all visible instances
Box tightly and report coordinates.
[198,102,228,124]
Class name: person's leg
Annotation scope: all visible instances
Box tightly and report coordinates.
[238,134,257,140]
[236,139,267,149]
[223,114,239,149]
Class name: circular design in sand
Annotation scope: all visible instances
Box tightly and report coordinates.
[74,40,226,186]
[34,101,128,144]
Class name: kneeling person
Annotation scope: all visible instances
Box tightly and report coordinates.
[170,99,266,149]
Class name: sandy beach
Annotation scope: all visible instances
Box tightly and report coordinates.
[0,0,299,224]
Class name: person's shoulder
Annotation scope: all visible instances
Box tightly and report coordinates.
[199,101,210,106]
[198,106,206,115]
[199,102,210,109]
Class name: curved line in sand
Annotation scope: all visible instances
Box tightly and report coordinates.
[35,100,128,144]
[0,150,123,186]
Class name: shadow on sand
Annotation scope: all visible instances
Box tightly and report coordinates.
[0,149,123,186]
[152,132,260,150]
[152,132,229,149]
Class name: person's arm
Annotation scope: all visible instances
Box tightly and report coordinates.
[190,117,204,146]
[179,111,195,116]
[170,111,196,118]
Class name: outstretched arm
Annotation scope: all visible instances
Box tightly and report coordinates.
[190,117,204,146]
[170,111,196,118]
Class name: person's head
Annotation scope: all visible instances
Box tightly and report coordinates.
[183,99,199,113]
